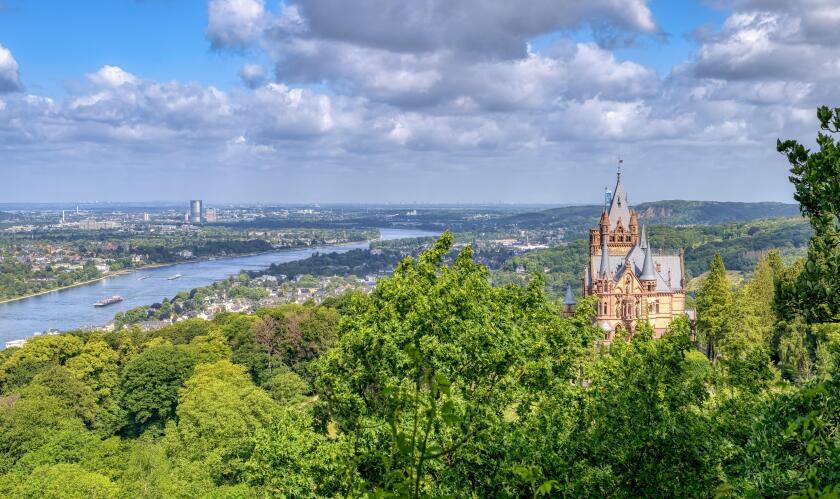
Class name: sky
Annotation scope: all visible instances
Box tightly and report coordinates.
[0,0,836,204]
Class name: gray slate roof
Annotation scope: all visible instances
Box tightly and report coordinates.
[590,245,683,292]
[639,246,657,281]
[608,176,632,229]
[564,284,576,305]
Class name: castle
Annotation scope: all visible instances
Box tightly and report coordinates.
[573,169,686,342]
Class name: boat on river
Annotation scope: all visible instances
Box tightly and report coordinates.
[94,295,123,307]
[167,274,183,280]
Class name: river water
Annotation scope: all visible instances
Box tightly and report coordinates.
[0,228,436,346]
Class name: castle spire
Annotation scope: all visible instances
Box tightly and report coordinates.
[639,224,648,249]
[599,232,610,279]
[617,156,623,182]
[639,245,656,282]
[564,284,576,305]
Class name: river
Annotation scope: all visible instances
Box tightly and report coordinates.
[0,228,437,346]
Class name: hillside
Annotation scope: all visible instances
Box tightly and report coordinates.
[494,216,811,297]
[493,201,801,239]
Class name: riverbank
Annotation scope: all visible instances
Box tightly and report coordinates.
[0,228,436,346]
[0,271,133,306]
[0,238,375,306]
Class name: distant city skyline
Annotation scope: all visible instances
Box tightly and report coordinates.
[1,0,835,203]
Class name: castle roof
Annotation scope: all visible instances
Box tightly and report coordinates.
[564,284,576,305]
[607,173,632,229]
[598,231,610,278]
[639,246,657,281]
[599,210,609,226]
[590,246,683,293]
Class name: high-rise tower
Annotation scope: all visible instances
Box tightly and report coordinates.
[189,200,203,224]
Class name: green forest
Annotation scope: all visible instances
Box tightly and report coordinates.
[0,109,837,497]
[0,260,101,301]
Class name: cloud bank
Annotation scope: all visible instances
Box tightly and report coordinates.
[2,0,836,202]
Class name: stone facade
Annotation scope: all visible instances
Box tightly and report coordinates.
[581,172,686,342]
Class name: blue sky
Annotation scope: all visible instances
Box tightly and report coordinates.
[0,0,835,203]
[2,0,725,90]
[0,0,242,93]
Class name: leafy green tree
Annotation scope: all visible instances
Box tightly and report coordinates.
[66,338,119,401]
[316,232,583,496]
[165,360,280,485]
[263,369,309,405]
[566,318,719,497]
[273,305,340,374]
[119,345,196,433]
[186,328,232,364]
[215,313,270,383]
[777,105,840,324]
[696,253,733,362]
[0,335,84,391]
[734,356,840,497]
[247,408,355,496]
[7,463,117,498]
[22,366,99,426]
[0,390,88,473]
[0,358,54,394]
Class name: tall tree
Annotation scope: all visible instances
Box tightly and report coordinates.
[315,231,583,496]
[777,106,840,323]
[696,253,733,362]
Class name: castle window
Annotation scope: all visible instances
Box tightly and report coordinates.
[655,262,661,272]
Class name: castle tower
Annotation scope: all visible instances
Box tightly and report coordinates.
[584,164,687,342]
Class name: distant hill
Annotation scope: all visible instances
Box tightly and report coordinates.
[633,200,801,225]
[493,201,801,238]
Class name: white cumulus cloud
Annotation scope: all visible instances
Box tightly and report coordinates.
[0,44,23,93]
[207,0,267,49]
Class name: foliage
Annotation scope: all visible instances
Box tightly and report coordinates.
[696,253,733,362]
[777,105,840,324]
[165,360,280,485]
[315,231,593,496]
[0,228,838,495]
[119,345,196,433]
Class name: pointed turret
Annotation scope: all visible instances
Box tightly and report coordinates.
[599,234,610,279]
[564,284,576,306]
[639,246,656,282]
[562,283,577,316]
[639,225,648,249]
[607,169,631,228]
